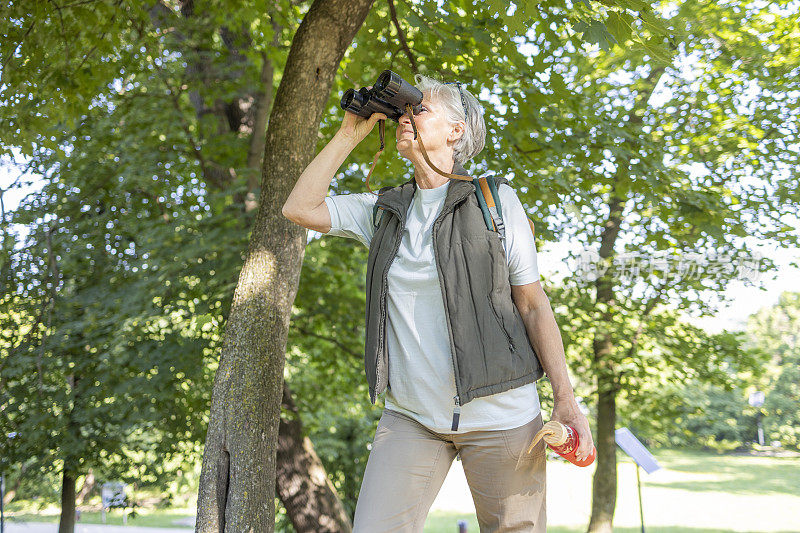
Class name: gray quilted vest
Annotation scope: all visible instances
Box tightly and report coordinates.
[364,161,544,430]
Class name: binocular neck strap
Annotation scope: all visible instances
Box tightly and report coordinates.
[404,103,473,183]
[365,118,385,195]
[364,103,474,195]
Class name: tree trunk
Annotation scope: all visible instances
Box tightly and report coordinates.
[244,21,282,213]
[585,64,667,532]
[277,382,352,532]
[57,468,77,533]
[587,192,624,533]
[59,372,82,533]
[194,0,375,530]
[76,468,95,506]
[587,372,618,533]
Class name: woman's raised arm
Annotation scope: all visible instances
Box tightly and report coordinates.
[282,104,386,233]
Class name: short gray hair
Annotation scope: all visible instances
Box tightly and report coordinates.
[413,73,486,165]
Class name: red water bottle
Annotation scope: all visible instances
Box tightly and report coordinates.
[527,420,596,467]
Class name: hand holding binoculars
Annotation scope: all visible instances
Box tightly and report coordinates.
[340,70,424,123]
[340,69,472,193]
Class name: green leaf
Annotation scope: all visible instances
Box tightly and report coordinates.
[581,20,617,51]
[606,11,634,45]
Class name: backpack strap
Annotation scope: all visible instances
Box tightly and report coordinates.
[372,203,384,228]
[473,175,507,249]
[473,176,538,252]
[372,185,394,228]
[372,178,536,246]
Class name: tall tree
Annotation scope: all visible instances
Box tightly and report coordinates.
[0,107,219,531]
[508,2,799,531]
[2,1,357,530]
[193,0,376,530]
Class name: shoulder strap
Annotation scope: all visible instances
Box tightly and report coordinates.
[473,176,537,241]
[372,203,384,228]
[372,185,393,228]
[371,177,537,240]
[473,175,506,240]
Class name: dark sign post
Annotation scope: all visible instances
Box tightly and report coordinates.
[615,427,661,533]
[1,472,5,533]
[1,432,17,533]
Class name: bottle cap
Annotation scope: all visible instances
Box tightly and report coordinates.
[526,420,569,454]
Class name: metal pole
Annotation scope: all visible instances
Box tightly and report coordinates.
[636,463,645,533]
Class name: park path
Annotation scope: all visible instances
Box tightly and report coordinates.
[3,523,191,532]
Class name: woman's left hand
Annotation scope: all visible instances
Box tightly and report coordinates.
[551,397,594,461]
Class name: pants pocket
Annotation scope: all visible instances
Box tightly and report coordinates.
[501,413,544,463]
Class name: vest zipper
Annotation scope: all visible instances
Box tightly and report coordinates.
[375,183,474,421]
[432,204,462,431]
[488,294,516,353]
[372,205,404,403]
[451,395,461,431]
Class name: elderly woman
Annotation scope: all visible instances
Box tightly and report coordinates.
[282,74,593,532]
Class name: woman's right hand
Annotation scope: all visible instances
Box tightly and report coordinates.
[337,85,388,145]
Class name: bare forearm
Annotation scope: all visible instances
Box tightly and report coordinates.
[282,132,357,215]
[519,305,576,402]
[517,295,595,459]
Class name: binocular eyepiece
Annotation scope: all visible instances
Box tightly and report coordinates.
[340,70,423,122]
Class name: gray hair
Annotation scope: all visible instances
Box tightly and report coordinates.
[413,73,486,165]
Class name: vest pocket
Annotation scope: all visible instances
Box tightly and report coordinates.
[487,294,515,352]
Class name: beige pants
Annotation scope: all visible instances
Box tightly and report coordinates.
[352,408,546,532]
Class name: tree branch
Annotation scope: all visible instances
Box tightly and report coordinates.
[291,325,363,361]
[2,19,36,71]
[387,0,418,75]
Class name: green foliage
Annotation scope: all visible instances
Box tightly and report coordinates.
[589,293,800,452]
[284,235,377,513]
[547,281,773,452]
[0,0,264,502]
[1,0,799,521]
[745,292,800,450]
[762,352,800,449]
[637,380,761,452]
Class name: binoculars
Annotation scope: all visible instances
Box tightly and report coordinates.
[340,70,423,122]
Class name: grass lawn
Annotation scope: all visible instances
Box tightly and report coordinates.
[422,447,800,533]
[4,448,798,532]
[1,507,196,528]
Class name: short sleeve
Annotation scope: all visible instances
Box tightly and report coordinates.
[323,192,379,247]
[498,184,541,285]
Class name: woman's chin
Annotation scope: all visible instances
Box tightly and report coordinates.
[396,139,413,152]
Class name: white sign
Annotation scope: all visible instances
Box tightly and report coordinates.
[749,391,765,407]
[101,482,127,508]
[615,427,661,474]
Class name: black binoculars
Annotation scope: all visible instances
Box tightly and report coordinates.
[340,70,423,122]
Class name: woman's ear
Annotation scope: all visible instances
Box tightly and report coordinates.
[449,121,465,143]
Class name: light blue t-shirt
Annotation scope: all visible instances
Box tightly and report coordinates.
[324,179,542,433]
